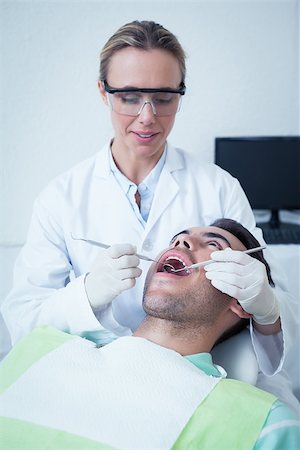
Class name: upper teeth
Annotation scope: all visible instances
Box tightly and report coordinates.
[165,256,186,266]
[139,134,152,138]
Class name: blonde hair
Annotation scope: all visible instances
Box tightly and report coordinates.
[99,20,186,83]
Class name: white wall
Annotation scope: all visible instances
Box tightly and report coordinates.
[0,0,299,246]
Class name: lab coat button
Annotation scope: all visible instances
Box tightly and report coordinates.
[143,240,153,251]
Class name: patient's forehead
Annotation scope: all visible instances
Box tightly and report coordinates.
[177,226,247,251]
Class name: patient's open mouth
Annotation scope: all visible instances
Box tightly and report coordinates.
[157,255,191,277]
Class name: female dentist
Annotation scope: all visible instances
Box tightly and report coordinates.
[2,20,298,410]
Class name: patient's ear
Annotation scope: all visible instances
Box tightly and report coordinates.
[98,80,108,105]
[229,300,252,319]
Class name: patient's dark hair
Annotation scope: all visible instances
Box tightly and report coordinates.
[210,218,274,346]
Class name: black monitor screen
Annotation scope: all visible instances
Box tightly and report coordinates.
[215,137,300,210]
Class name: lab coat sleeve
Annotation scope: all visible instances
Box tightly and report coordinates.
[250,232,297,377]
[1,197,103,345]
[222,178,298,377]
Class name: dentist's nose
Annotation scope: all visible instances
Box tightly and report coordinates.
[138,102,156,125]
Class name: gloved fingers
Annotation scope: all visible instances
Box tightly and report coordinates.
[205,270,253,290]
[120,277,138,291]
[205,261,250,276]
[209,278,241,299]
[201,277,271,317]
[92,253,140,273]
[236,281,265,304]
[114,267,142,281]
[107,276,136,292]
[113,254,140,270]
[207,250,280,323]
[209,276,268,308]
[106,243,137,259]
[211,248,254,265]
[206,269,266,301]
[207,254,267,284]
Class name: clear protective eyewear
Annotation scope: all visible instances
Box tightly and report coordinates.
[103,80,186,117]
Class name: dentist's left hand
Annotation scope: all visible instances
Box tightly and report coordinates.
[204,248,280,325]
[84,244,142,312]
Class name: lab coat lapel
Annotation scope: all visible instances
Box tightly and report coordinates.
[76,144,144,242]
[94,143,111,179]
[99,146,144,236]
[92,142,184,239]
[145,144,182,234]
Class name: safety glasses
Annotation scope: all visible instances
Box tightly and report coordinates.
[103,80,186,117]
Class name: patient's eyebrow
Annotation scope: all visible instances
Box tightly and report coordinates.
[202,232,231,247]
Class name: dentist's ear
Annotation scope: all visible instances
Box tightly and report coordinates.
[229,299,253,319]
[98,80,109,105]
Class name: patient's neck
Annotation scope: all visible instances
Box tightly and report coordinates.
[133,316,216,356]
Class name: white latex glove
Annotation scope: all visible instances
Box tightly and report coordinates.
[84,243,142,312]
[205,248,280,325]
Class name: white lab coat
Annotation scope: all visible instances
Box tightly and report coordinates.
[2,142,299,409]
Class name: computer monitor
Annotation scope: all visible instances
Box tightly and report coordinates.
[215,136,300,229]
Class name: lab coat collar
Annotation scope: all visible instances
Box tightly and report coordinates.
[164,141,185,173]
[92,140,184,236]
[94,141,112,179]
[144,142,184,234]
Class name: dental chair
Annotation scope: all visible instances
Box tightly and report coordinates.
[211,329,258,385]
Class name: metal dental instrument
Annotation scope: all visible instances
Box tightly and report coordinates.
[71,234,158,263]
[170,245,266,272]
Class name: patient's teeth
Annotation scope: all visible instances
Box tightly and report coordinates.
[162,256,187,273]
[165,256,186,265]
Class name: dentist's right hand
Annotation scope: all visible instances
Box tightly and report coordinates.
[84,244,142,312]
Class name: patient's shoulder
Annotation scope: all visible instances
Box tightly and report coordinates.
[8,325,75,355]
[218,380,299,434]
[255,400,300,449]
[216,378,277,407]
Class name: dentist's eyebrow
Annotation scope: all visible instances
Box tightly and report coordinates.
[202,232,231,247]
[169,229,190,244]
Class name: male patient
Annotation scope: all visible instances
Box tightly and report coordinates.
[0,219,299,450]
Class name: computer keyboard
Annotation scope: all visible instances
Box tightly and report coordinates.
[261,226,300,244]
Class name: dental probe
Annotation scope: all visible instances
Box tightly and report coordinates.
[171,245,266,272]
[71,234,158,262]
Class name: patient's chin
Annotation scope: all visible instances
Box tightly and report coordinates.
[143,282,233,327]
[143,295,188,322]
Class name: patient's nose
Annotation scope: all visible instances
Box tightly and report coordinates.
[173,236,192,249]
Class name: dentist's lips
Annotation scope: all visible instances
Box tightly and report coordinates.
[156,251,193,277]
[132,131,159,141]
